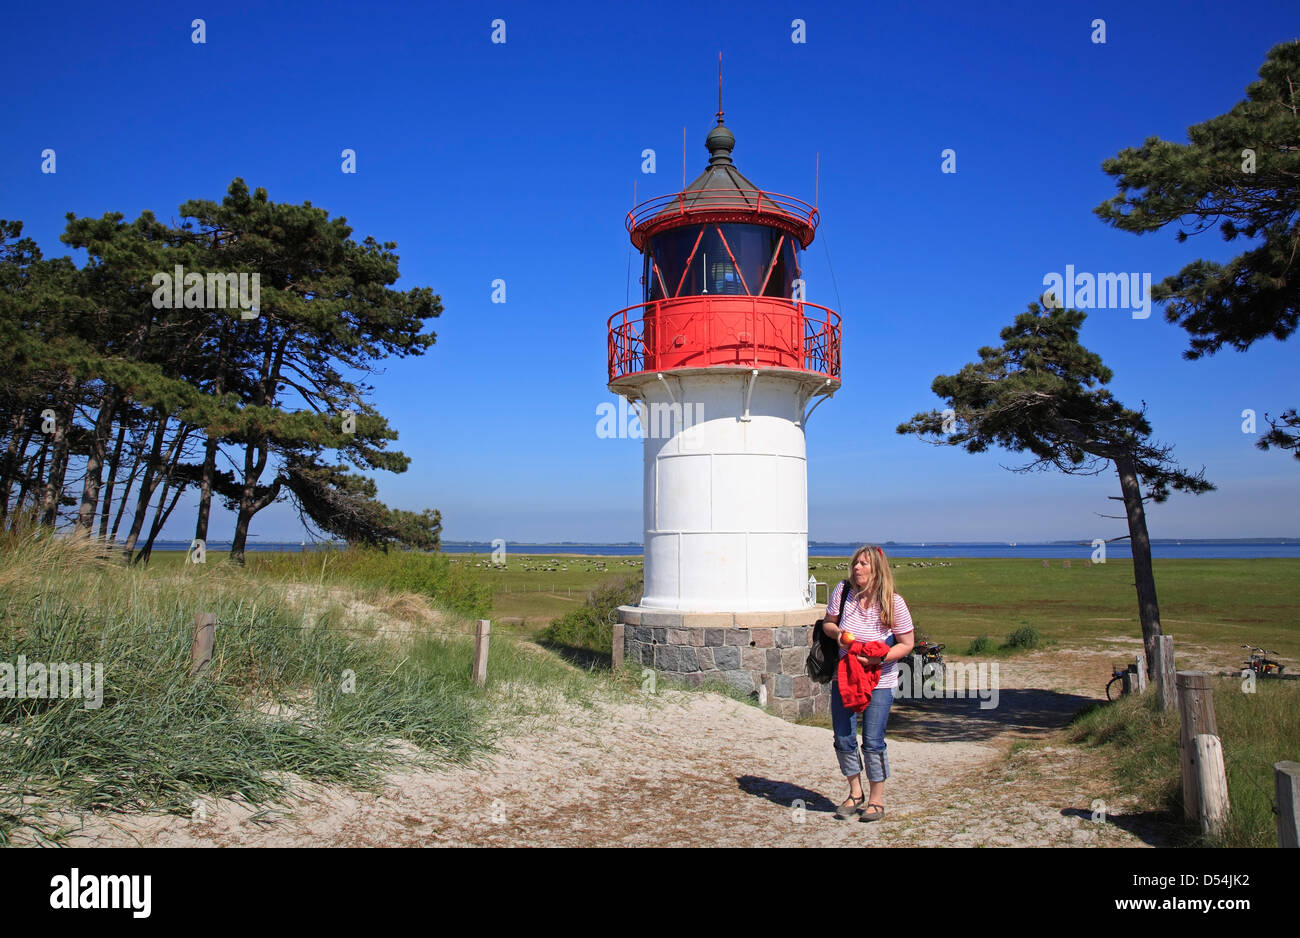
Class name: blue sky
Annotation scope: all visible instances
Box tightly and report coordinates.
[3,1,1297,544]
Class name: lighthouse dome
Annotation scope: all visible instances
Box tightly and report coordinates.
[672,120,762,213]
[704,121,736,164]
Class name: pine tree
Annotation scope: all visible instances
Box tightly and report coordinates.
[897,302,1214,675]
[174,180,441,564]
[1095,39,1300,459]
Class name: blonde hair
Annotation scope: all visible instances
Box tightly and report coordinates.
[848,544,897,630]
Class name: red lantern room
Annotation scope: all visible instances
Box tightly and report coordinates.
[608,117,841,386]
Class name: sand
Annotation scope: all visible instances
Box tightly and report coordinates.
[57,640,1170,848]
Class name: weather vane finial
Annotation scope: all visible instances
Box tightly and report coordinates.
[716,51,724,124]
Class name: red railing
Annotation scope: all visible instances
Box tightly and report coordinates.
[607,296,841,382]
[626,188,820,248]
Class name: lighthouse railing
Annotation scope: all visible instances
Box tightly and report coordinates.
[625,188,820,234]
[607,297,840,382]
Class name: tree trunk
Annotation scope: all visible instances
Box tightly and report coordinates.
[76,390,120,536]
[230,440,268,566]
[110,447,142,545]
[195,318,230,547]
[0,416,32,527]
[39,391,75,528]
[120,416,168,563]
[1115,452,1162,677]
[230,332,288,566]
[138,479,187,565]
[19,438,50,525]
[99,417,128,541]
[136,427,193,564]
[194,435,218,545]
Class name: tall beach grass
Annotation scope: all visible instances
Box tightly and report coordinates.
[0,531,623,844]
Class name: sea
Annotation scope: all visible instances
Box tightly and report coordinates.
[435,540,1300,560]
[152,539,1300,559]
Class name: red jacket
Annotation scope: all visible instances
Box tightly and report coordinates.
[837,640,891,713]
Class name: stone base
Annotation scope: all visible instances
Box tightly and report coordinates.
[615,605,831,721]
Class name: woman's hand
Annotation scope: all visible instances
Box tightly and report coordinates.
[855,654,884,669]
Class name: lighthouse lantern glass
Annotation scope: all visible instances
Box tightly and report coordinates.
[643,223,800,303]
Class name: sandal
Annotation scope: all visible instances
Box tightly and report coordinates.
[834,794,866,820]
[860,802,885,822]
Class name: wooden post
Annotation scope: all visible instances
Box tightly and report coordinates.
[760,672,775,709]
[1176,671,1218,822]
[472,619,490,687]
[1276,761,1300,848]
[190,612,216,677]
[1122,666,1134,696]
[611,623,625,670]
[1133,650,1148,694]
[1193,733,1230,837]
[1154,635,1176,712]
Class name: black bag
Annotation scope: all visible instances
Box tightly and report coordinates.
[805,578,850,684]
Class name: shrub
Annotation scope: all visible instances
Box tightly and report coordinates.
[966,635,993,655]
[538,575,642,655]
[1003,626,1042,650]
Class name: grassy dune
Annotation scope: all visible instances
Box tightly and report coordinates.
[0,539,634,844]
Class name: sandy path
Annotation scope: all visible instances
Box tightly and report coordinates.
[61,639,1167,848]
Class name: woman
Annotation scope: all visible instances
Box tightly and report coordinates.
[821,544,914,821]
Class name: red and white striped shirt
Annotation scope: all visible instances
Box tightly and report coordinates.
[825,580,914,690]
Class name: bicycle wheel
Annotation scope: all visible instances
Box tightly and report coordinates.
[1106,675,1124,701]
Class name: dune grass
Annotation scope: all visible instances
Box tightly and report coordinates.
[0,534,632,845]
[1066,676,1300,847]
[246,546,493,619]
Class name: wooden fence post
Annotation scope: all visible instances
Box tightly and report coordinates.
[611,623,625,670]
[1154,636,1176,712]
[472,619,490,687]
[1193,733,1230,837]
[190,612,216,677]
[1276,761,1300,848]
[1176,671,1218,823]
[1134,649,1148,694]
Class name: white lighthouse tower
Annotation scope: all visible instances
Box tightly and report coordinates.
[609,112,841,719]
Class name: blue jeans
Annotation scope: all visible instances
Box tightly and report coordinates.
[831,632,897,783]
[832,682,894,782]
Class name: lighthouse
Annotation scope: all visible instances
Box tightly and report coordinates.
[609,111,841,720]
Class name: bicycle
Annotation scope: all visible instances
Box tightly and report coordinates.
[897,635,946,686]
[1105,665,1130,701]
[1241,644,1285,676]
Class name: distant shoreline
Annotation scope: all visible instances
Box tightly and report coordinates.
[145,539,1300,560]
[442,538,1300,547]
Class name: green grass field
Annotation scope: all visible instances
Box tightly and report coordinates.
[807,557,1300,662]
[423,552,1299,663]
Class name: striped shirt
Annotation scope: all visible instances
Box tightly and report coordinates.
[824,580,914,690]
